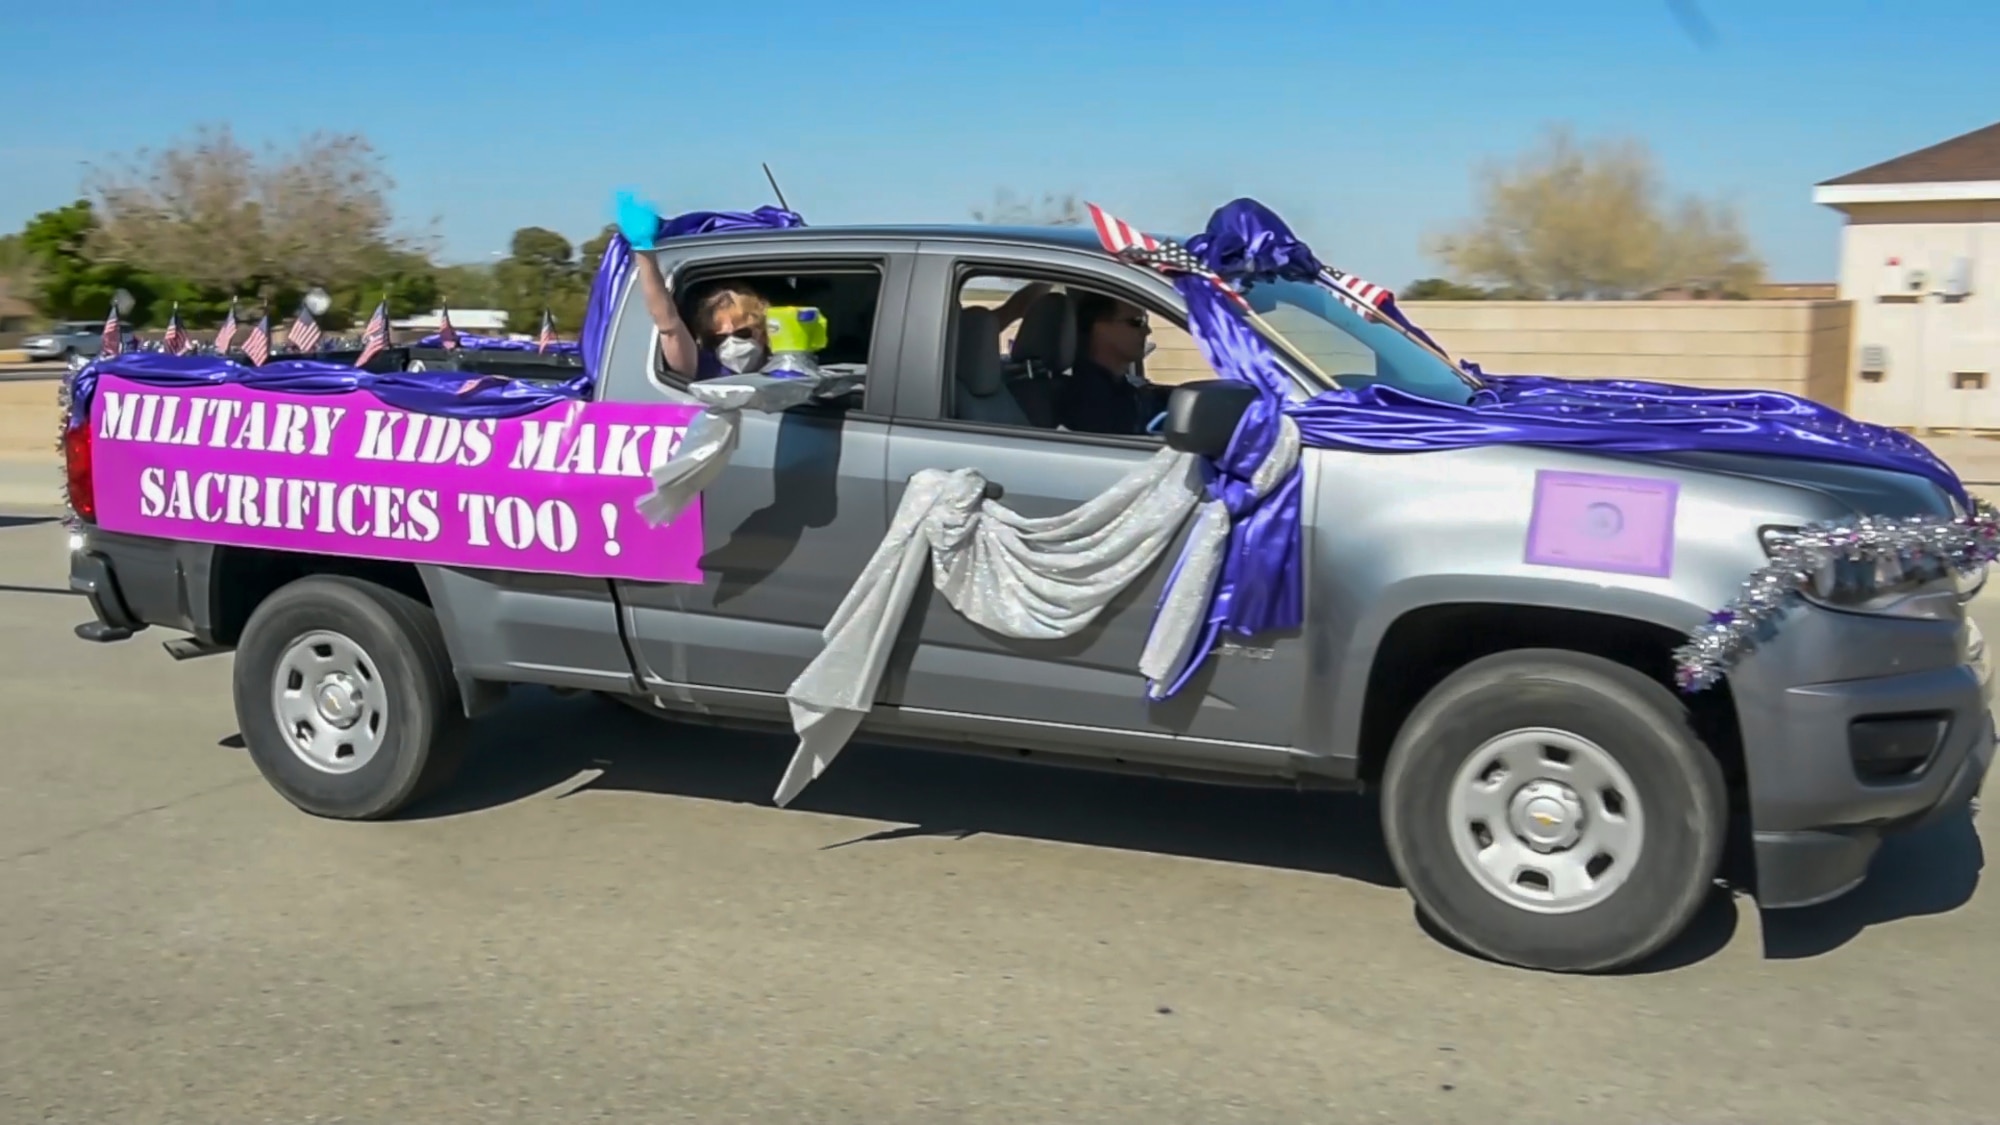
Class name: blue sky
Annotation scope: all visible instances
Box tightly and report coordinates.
[3,0,1996,287]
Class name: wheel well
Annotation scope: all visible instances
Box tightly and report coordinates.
[209,547,430,646]
[1355,603,1744,790]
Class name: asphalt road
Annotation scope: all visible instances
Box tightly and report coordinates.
[1,513,1994,1125]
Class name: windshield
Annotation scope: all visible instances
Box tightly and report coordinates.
[1242,280,1478,405]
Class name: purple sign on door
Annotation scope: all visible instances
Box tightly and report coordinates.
[1524,470,1678,578]
[88,374,708,583]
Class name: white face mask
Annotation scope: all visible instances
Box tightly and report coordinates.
[716,335,765,374]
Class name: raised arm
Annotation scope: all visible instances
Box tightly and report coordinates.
[632,250,701,378]
[991,281,1053,330]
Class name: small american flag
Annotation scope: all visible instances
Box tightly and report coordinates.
[161,304,189,355]
[1321,267,1449,355]
[536,308,556,353]
[243,314,272,366]
[436,306,460,350]
[213,301,239,354]
[100,303,122,358]
[354,298,390,368]
[287,301,323,353]
[1088,202,1164,257]
[1088,201,1248,311]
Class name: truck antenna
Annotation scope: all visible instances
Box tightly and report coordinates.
[762,162,792,213]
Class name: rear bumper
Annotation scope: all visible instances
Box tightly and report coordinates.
[1732,605,1994,909]
[69,545,144,641]
[67,526,217,643]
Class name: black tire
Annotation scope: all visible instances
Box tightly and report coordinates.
[232,575,468,820]
[1380,649,1727,973]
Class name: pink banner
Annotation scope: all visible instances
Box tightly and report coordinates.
[88,374,706,583]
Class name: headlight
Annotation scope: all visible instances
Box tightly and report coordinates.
[1760,525,1984,620]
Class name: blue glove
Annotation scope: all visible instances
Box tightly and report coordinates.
[615,191,662,251]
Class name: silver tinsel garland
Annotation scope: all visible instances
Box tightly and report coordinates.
[54,354,86,530]
[1672,498,2000,693]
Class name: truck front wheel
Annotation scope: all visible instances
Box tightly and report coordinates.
[232,575,468,820]
[1380,649,1727,973]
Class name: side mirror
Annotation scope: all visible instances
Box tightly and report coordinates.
[1163,380,1260,457]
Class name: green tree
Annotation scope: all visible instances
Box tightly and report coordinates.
[489,225,599,337]
[19,200,168,323]
[330,247,441,329]
[433,263,501,312]
[1402,278,1492,300]
[580,224,617,278]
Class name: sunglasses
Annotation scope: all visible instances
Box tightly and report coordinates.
[702,325,760,347]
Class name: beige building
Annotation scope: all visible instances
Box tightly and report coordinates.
[1815,120,2000,430]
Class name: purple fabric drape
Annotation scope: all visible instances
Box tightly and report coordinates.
[64,352,591,429]
[1143,197,1969,700]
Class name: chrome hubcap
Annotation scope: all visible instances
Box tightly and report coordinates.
[272,630,386,774]
[1446,728,1645,914]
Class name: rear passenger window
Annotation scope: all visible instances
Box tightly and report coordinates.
[949,272,1188,439]
[654,263,883,393]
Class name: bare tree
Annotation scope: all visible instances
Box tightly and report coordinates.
[0,235,41,315]
[971,189,1085,226]
[84,124,410,299]
[1426,125,1764,299]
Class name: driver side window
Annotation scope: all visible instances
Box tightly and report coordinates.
[947,271,1180,439]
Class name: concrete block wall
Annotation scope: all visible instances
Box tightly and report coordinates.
[1395,300,1853,408]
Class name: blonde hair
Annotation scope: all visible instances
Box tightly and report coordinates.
[692,282,769,332]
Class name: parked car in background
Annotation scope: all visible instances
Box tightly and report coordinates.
[22,321,138,361]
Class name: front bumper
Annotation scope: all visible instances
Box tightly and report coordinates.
[1731,603,1994,909]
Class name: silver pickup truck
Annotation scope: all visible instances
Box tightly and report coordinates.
[64,222,1994,973]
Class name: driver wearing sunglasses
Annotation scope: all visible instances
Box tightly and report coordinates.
[1056,294,1168,435]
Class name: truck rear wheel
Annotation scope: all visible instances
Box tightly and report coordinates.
[231,575,467,820]
[1380,649,1727,973]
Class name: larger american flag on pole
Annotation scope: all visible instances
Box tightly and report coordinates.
[536,308,556,354]
[1087,201,1451,360]
[437,305,460,350]
[354,298,390,367]
[1086,202,1249,311]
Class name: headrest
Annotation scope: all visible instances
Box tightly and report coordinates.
[1009,291,1075,373]
[954,307,1005,397]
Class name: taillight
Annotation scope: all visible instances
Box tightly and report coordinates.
[62,420,95,522]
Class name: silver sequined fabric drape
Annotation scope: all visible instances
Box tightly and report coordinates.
[627,371,1302,808]
[634,370,863,528]
[774,416,1301,807]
